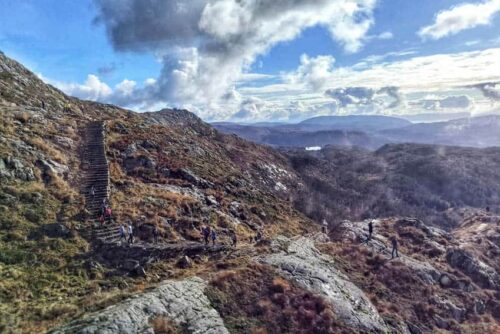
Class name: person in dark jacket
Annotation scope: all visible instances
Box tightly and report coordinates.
[231,231,238,247]
[210,229,217,246]
[368,220,373,241]
[153,225,159,244]
[391,237,399,259]
[202,226,210,245]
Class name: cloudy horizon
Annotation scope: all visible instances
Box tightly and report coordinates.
[1,0,500,122]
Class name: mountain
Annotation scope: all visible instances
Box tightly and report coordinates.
[1,51,499,334]
[399,112,471,123]
[215,114,500,150]
[285,143,500,229]
[383,115,500,147]
[299,115,412,132]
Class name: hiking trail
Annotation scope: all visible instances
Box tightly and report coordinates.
[82,121,110,219]
[79,121,232,270]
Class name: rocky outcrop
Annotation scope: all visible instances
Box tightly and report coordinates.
[446,248,499,290]
[0,156,36,181]
[259,235,388,333]
[340,220,442,284]
[174,168,214,189]
[50,277,229,334]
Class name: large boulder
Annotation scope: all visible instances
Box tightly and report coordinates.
[123,155,156,172]
[175,168,213,189]
[41,223,71,238]
[0,156,36,181]
[51,277,229,334]
[446,248,499,290]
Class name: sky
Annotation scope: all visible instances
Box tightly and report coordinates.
[1,0,500,122]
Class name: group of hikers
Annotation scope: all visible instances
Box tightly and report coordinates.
[366,220,399,259]
[119,224,135,244]
[200,225,239,247]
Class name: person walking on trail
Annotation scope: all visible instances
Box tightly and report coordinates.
[210,229,217,246]
[255,230,262,243]
[105,207,112,223]
[153,225,159,244]
[391,237,399,259]
[368,221,374,241]
[90,185,95,199]
[128,224,134,244]
[119,225,126,242]
[231,231,238,247]
[322,219,328,234]
[202,226,210,245]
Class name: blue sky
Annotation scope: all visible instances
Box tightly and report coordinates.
[1,0,500,121]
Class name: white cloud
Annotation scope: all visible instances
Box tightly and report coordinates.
[93,0,378,118]
[419,0,500,40]
[240,48,500,119]
[57,74,112,101]
[288,54,336,91]
[288,48,500,93]
[378,31,393,40]
[411,95,473,110]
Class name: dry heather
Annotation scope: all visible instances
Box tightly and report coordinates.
[205,264,355,334]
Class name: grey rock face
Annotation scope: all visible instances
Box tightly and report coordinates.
[446,248,499,290]
[50,277,229,334]
[260,235,388,333]
[0,156,36,181]
[41,223,71,238]
[124,155,156,172]
[175,168,214,189]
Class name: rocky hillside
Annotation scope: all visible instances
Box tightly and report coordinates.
[0,51,313,333]
[286,144,500,229]
[1,51,499,333]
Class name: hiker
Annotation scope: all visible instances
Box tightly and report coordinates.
[368,220,373,241]
[202,226,210,245]
[99,214,105,226]
[105,207,112,223]
[128,224,134,244]
[119,225,126,242]
[153,225,159,244]
[486,206,490,212]
[255,230,262,243]
[210,229,217,246]
[231,231,238,247]
[391,237,399,259]
[90,185,95,198]
[322,219,328,234]
[64,102,72,113]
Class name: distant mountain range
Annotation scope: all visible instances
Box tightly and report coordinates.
[213,114,500,149]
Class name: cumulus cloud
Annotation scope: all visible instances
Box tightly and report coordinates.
[419,0,500,40]
[324,86,403,112]
[58,74,112,101]
[412,95,472,110]
[92,0,377,117]
[289,54,336,91]
[471,81,500,100]
[286,49,500,93]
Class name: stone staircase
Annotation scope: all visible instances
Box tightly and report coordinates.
[82,121,110,219]
[78,121,230,271]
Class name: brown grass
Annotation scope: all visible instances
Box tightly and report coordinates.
[151,316,180,334]
[27,137,67,164]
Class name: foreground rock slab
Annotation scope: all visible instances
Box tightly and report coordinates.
[50,277,229,334]
[259,235,389,333]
